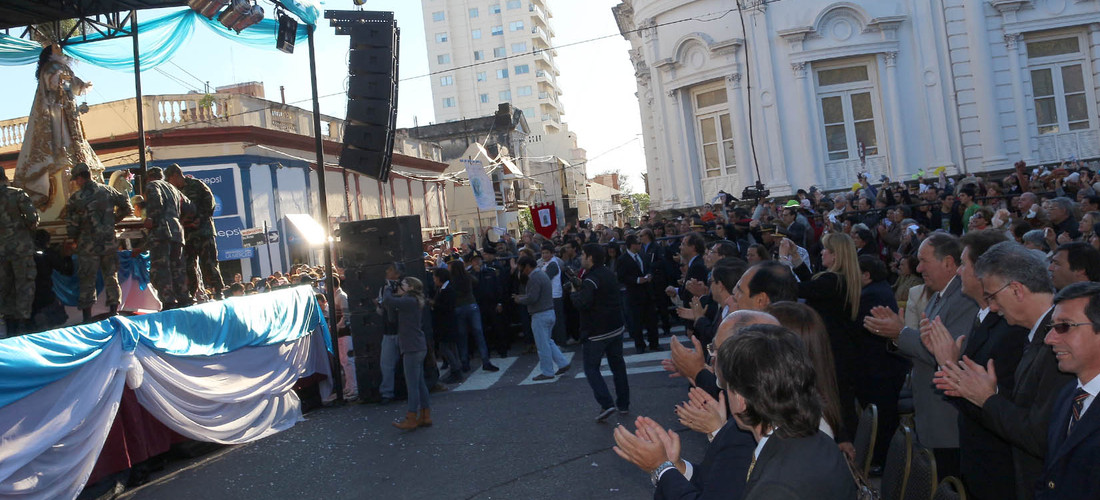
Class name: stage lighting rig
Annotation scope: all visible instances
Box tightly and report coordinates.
[187,0,229,19]
[218,0,265,33]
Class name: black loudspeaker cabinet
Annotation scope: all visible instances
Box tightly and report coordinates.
[338,16,399,182]
[339,215,424,268]
[349,311,383,403]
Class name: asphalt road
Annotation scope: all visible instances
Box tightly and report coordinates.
[118,340,708,500]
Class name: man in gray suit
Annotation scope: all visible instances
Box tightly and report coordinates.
[865,232,978,479]
[934,242,1073,500]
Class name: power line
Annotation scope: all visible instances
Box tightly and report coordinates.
[168,60,208,90]
[398,8,738,82]
[87,8,744,150]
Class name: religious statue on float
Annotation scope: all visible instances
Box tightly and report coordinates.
[14,44,106,222]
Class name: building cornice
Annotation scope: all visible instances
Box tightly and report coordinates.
[0,125,448,173]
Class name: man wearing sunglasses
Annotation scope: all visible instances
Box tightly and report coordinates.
[1034,281,1100,499]
[934,242,1074,500]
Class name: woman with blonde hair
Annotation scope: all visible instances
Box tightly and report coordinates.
[779,232,861,453]
[384,276,432,430]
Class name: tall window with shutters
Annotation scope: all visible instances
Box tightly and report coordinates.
[691,83,734,178]
[1026,34,1093,135]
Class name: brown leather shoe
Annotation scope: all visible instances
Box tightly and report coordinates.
[392,412,418,430]
[417,408,432,427]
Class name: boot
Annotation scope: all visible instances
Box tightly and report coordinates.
[108,304,118,317]
[81,308,93,324]
[392,411,419,430]
[417,408,432,428]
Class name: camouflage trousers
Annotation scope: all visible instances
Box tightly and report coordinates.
[77,252,121,310]
[0,250,35,319]
[148,239,188,306]
[185,235,224,299]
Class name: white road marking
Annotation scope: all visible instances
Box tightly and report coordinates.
[519,351,575,385]
[452,356,520,392]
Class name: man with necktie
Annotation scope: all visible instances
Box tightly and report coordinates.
[934,242,1074,500]
[865,232,978,479]
[920,230,1030,500]
[1034,281,1100,499]
[618,234,661,353]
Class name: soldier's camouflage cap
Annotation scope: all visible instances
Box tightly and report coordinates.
[70,163,89,178]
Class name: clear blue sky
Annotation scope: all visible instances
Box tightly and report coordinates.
[0,1,648,191]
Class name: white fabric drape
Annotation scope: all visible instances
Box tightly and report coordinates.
[0,331,331,500]
[0,339,130,500]
[131,330,331,444]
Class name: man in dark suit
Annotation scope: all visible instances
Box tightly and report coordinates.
[665,232,708,309]
[618,234,661,353]
[1035,282,1100,499]
[934,242,1074,500]
[922,230,1030,500]
[640,229,674,337]
[856,255,911,470]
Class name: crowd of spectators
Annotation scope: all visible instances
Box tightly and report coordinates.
[252,159,1100,497]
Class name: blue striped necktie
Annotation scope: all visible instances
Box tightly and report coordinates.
[1070,387,1090,434]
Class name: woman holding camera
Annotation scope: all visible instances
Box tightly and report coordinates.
[383,277,432,431]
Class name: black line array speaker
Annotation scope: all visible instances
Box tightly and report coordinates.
[338,215,426,402]
[326,10,399,182]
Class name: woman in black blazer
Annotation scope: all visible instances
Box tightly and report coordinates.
[779,232,861,454]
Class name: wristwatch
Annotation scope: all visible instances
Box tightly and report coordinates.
[650,460,676,487]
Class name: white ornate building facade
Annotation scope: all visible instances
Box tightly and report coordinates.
[614,0,1100,210]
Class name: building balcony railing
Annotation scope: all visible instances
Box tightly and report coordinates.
[0,93,345,155]
[530,26,549,44]
[535,69,555,85]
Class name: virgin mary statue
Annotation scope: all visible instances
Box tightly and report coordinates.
[14,44,105,212]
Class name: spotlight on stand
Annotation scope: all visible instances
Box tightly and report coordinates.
[218,0,264,33]
[187,0,229,19]
[276,11,298,54]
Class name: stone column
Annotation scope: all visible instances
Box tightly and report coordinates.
[727,70,755,193]
[1004,33,1035,162]
[790,61,825,188]
[883,51,906,178]
[962,0,1007,168]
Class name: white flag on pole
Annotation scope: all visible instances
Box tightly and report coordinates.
[462,159,497,211]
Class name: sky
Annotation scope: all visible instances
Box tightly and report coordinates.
[0,0,647,192]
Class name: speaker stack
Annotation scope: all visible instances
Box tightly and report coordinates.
[338,215,427,402]
[325,10,399,182]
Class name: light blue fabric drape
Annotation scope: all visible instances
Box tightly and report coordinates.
[0,286,330,409]
[0,8,310,71]
[126,286,328,356]
[53,251,151,307]
[0,322,118,408]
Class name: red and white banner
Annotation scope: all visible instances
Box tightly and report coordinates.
[530,202,557,239]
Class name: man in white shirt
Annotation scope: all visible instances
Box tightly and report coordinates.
[538,243,568,345]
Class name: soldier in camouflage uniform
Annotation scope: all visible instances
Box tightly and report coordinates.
[143,167,190,310]
[166,164,225,301]
[0,167,39,336]
[65,163,132,323]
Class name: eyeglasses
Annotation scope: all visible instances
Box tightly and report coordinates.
[983,281,1013,303]
[1051,321,1092,334]
[707,342,716,358]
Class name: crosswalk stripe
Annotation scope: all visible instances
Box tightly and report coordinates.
[451,356,520,392]
[574,364,668,378]
[604,351,669,366]
[518,351,575,385]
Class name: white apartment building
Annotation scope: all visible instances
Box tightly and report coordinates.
[420,0,565,134]
[615,0,1100,211]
